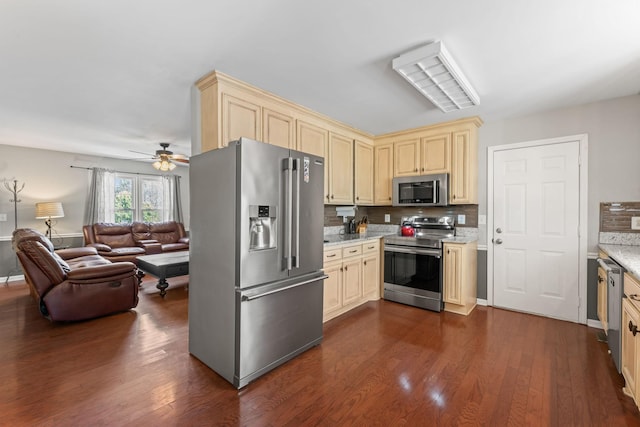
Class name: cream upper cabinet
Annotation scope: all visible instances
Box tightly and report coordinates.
[420,132,450,174]
[297,120,329,202]
[394,138,421,177]
[450,127,478,204]
[221,93,262,147]
[263,107,294,149]
[354,140,374,205]
[443,241,477,315]
[374,143,394,205]
[328,132,354,205]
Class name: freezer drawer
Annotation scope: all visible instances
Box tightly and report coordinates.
[235,274,325,388]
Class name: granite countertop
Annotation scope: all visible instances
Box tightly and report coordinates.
[599,244,640,280]
[323,232,391,247]
[442,236,478,244]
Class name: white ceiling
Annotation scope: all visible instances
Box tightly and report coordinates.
[1,0,639,162]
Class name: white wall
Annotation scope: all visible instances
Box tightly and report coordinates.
[0,144,190,240]
[477,94,640,252]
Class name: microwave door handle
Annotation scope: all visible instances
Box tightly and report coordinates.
[433,180,439,203]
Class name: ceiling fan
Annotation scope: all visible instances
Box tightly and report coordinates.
[130,143,189,171]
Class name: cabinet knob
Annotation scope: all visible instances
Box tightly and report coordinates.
[364,261,367,265]
[630,320,639,337]
[388,197,391,200]
[421,167,424,172]
[331,195,334,199]
[356,196,359,201]
[340,267,343,272]
[344,266,348,271]
[598,276,604,283]
[414,168,418,172]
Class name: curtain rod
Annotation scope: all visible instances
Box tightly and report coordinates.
[70,165,180,178]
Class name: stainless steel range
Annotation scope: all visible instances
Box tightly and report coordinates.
[383,216,455,312]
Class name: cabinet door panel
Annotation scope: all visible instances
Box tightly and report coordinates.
[362,254,379,298]
[444,244,462,304]
[354,140,374,205]
[329,133,354,204]
[323,263,343,316]
[394,138,420,177]
[297,121,329,202]
[374,144,393,205]
[342,258,362,306]
[222,94,261,147]
[263,108,294,149]
[450,129,476,204]
[421,133,450,174]
[622,299,638,399]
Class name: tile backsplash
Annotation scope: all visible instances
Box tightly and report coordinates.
[600,202,640,233]
[324,205,478,227]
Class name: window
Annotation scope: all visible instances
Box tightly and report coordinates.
[114,174,166,223]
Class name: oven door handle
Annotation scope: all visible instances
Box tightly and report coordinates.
[385,245,441,257]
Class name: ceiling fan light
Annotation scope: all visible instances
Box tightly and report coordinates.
[392,41,479,113]
[168,162,176,171]
[152,160,163,170]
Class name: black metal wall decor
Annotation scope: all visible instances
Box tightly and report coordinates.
[3,179,25,283]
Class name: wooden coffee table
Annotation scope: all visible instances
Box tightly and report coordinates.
[137,252,189,297]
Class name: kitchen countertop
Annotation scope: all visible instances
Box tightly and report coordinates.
[323,232,478,247]
[599,244,640,280]
[323,232,391,247]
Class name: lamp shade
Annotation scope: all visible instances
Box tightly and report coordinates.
[35,202,65,219]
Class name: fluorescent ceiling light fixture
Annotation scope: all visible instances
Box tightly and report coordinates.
[392,41,479,112]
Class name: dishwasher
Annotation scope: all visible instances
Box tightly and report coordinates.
[597,257,624,373]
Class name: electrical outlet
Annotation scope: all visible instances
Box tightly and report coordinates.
[457,214,466,225]
[478,214,486,225]
[0,213,7,222]
[632,217,640,230]
[384,214,391,223]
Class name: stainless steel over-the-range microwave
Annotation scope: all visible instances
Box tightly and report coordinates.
[392,173,449,207]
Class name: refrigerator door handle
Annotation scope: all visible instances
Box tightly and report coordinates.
[241,275,329,301]
[293,158,301,269]
[284,157,294,271]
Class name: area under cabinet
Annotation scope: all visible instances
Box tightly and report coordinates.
[323,238,381,322]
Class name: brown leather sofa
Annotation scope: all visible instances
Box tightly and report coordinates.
[82,221,189,263]
[13,228,139,322]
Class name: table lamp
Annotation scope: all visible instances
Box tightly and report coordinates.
[35,202,65,239]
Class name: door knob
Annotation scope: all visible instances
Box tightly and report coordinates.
[496,228,502,233]
[494,238,503,245]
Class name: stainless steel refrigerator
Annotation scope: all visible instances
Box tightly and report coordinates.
[189,137,326,388]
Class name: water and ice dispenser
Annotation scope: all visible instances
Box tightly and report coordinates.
[249,205,276,250]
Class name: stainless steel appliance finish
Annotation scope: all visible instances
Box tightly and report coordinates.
[392,173,449,207]
[383,216,454,312]
[189,137,326,388]
[598,256,624,373]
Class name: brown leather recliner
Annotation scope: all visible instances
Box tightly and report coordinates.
[13,228,139,322]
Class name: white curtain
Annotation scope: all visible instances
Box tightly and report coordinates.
[162,175,183,223]
[83,168,115,224]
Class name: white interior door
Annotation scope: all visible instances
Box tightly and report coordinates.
[492,140,581,322]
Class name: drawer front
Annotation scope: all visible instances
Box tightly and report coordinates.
[362,239,380,255]
[323,247,342,263]
[165,262,189,277]
[626,272,640,310]
[342,243,363,259]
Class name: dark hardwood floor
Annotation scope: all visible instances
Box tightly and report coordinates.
[1,277,640,426]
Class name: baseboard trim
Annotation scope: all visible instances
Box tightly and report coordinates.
[587,319,603,330]
[1,275,25,285]
[476,298,488,306]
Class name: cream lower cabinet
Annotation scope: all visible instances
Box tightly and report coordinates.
[323,239,381,322]
[597,265,608,333]
[443,241,477,315]
[622,272,640,407]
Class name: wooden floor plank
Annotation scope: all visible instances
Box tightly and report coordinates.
[2,280,640,426]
